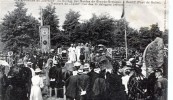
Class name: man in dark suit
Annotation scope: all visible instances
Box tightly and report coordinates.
[65,73,79,100]
[87,62,99,100]
[76,67,89,100]
[146,66,157,100]
[55,62,64,98]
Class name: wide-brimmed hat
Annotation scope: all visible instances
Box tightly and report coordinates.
[35,68,42,73]
[98,44,104,46]
[74,62,81,67]
[99,48,104,51]
[78,68,83,74]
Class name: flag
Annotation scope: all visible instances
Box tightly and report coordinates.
[121,1,125,18]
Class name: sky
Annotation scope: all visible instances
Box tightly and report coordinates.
[0,0,168,31]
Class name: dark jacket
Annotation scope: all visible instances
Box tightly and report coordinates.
[87,70,99,89]
[49,66,56,79]
[106,73,127,100]
[77,74,89,93]
[55,67,63,88]
[154,77,167,100]
[92,77,107,100]
[147,72,157,99]
[87,70,99,99]
[65,75,79,99]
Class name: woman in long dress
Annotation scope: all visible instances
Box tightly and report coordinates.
[30,68,44,100]
[68,44,76,62]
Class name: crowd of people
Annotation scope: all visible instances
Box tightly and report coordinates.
[0,43,167,100]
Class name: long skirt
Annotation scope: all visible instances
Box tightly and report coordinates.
[30,85,43,100]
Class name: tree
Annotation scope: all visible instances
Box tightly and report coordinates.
[139,23,163,52]
[112,19,131,48]
[127,29,140,50]
[62,9,81,43]
[42,4,60,46]
[150,23,162,40]
[77,14,117,47]
[0,2,40,53]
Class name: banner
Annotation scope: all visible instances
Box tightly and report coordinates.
[39,26,50,53]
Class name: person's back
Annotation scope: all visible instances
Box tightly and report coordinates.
[87,70,99,100]
[55,66,63,88]
[107,72,127,100]
[55,64,64,98]
[147,72,157,100]
[77,74,89,92]
[87,70,99,90]
[49,66,56,79]
[65,75,79,99]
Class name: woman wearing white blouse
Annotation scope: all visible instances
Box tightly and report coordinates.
[30,68,44,100]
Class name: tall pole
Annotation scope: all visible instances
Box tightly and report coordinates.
[124,19,128,59]
[121,1,128,59]
[40,7,43,26]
